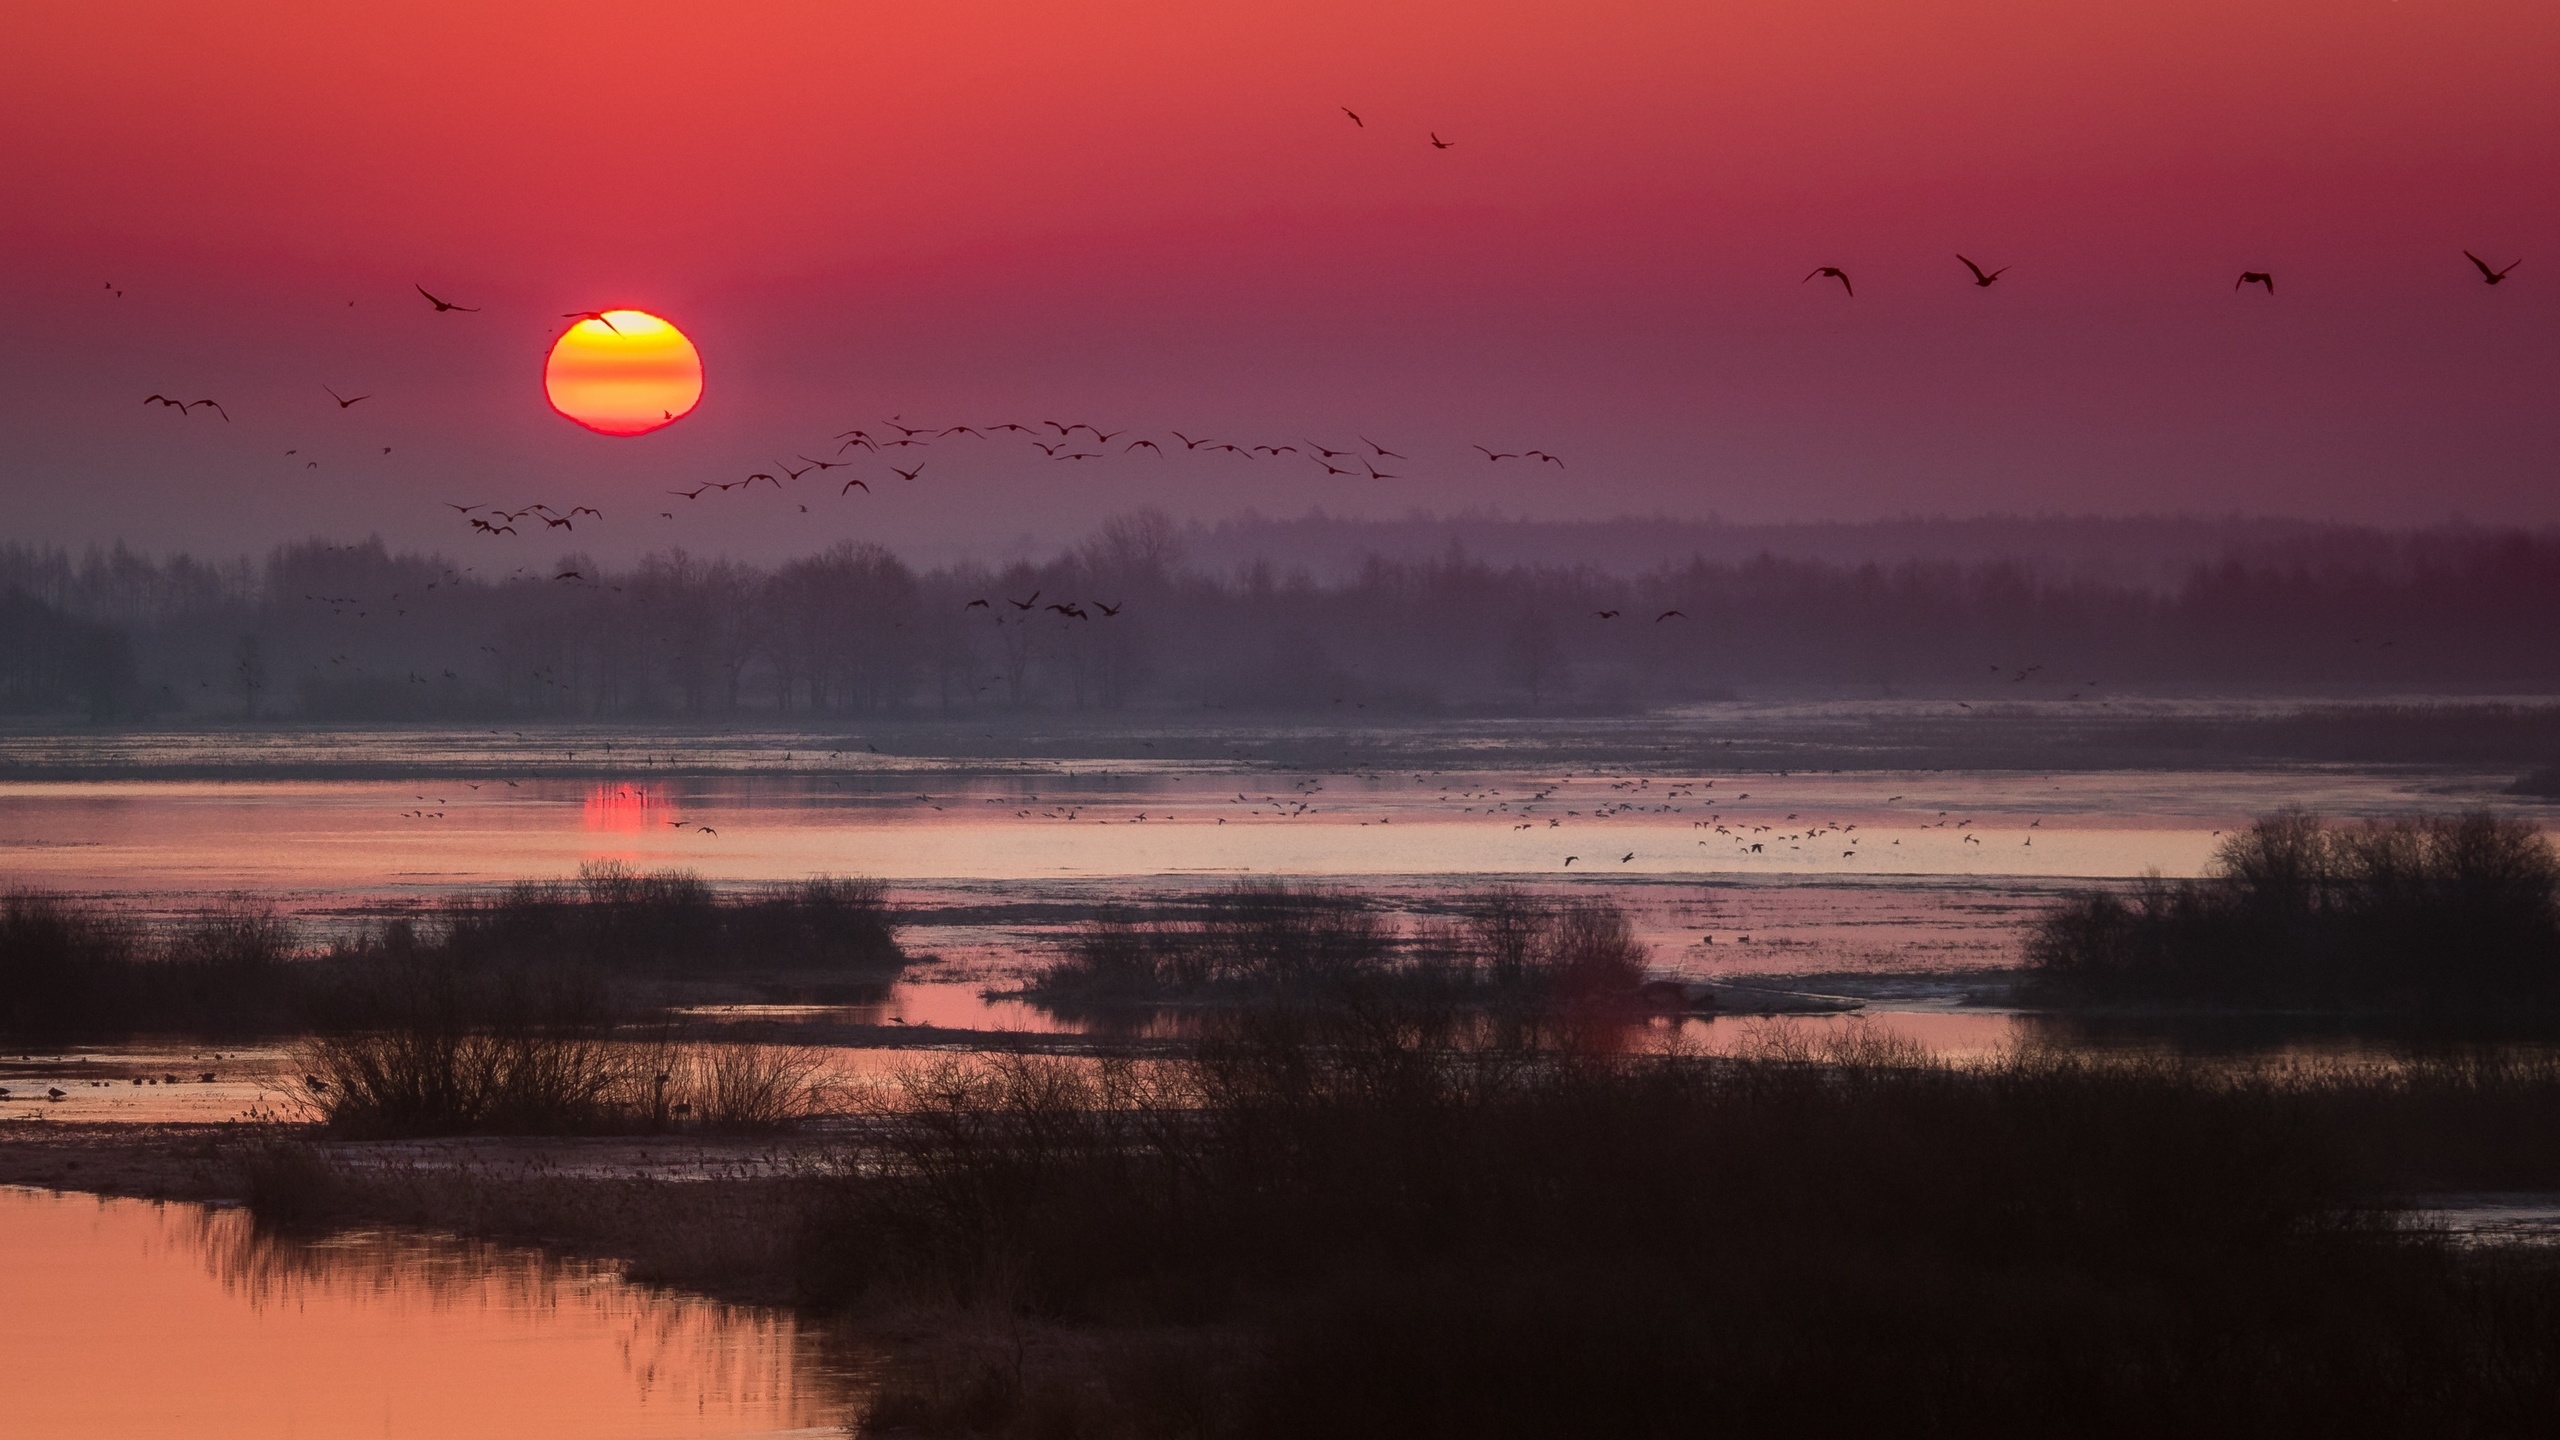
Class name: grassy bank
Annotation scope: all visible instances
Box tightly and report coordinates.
[2029,810,2560,1007]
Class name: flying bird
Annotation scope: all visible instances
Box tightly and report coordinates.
[2236,271,2275,294]
[1126,439,1162,454]
[1342,106,1363,127]
[561,310,621,332]
[1429,132,1453,149]
[1805,266,1853,296]
[1473,446,1519,461]
[1008,591,1041,610]
[324,386,370,408]
[185,399,230,421]
[2464,251,2519,285]
[1656,610,1686,621]
[890,463,924,482]
[840,476,870,493]
[1595,609,1621,620]
[1362,436,1406,459]
[965,598,990,608]
[415,285,479,312]
[1957,255,2009,287]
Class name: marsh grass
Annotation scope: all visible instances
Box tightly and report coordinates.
[2030,809,2560,1006]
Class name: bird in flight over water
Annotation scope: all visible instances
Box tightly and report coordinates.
[2236,271,2275,294]
[324,386,369,408]
[1429,132,1454,149]
[1805,266,1853,297]
[1957,255,2008,287]
[1342,107,1363,127]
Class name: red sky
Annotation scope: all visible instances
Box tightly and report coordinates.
[2,0,2554,561]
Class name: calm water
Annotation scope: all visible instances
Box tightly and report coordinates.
[0,1186,863,1438]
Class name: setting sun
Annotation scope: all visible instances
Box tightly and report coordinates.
[542,310,702,436]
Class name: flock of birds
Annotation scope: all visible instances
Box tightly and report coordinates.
[1802,249,2520,298]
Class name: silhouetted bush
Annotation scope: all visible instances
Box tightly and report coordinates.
[441,862,902,980]
[0,892,301,1039]
[2030,810,2560,1006]
[1025,884,1646,1013]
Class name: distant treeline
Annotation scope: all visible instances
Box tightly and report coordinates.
[4,514,2558,720]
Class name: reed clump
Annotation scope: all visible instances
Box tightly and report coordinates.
[2030,809,2560,1006]
[1025,883,1647,1012]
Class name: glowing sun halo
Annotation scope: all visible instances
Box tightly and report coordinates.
[543,310,702,436]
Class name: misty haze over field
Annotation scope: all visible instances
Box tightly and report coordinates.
[6,513,2556,724]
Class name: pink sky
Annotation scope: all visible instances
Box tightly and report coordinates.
[1,0,2554,561]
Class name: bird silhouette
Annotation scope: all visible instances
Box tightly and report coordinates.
[1656,610,1686,621]
[1595,609,1621,619]
[2236,271,2275,294]
[1126,439,1162,454]
[1957,255,2009,287]
[840,476,871,493]
[2463,251,2519,285]
[965,598,990,608]
[1429,132,1454,149]
[415,284,479,312]
[1009,591,1041,611]
[561,310,621,332]
[1805,266,1853,296]
[1342,106,1363,127]
[323,386,370,408]
[1473,446,1519,461]
[890,463,924,482]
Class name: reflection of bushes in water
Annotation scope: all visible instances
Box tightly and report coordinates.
[818,1024,2560,1438]
[441,862,902,979]
[0,892,301,1039]
[1026,883,1647,1011]
[2031,810,2560,1005]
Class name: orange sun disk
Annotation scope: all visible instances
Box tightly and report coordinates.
[544,310,702,436]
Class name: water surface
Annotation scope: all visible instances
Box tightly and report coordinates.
[0,1186,861,1438]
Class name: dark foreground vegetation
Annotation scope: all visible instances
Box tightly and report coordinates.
[796,1021,2560,1438]
[1025,883,1646,1015]
[2032,810,2560,1007]
[0,863,903,1050]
